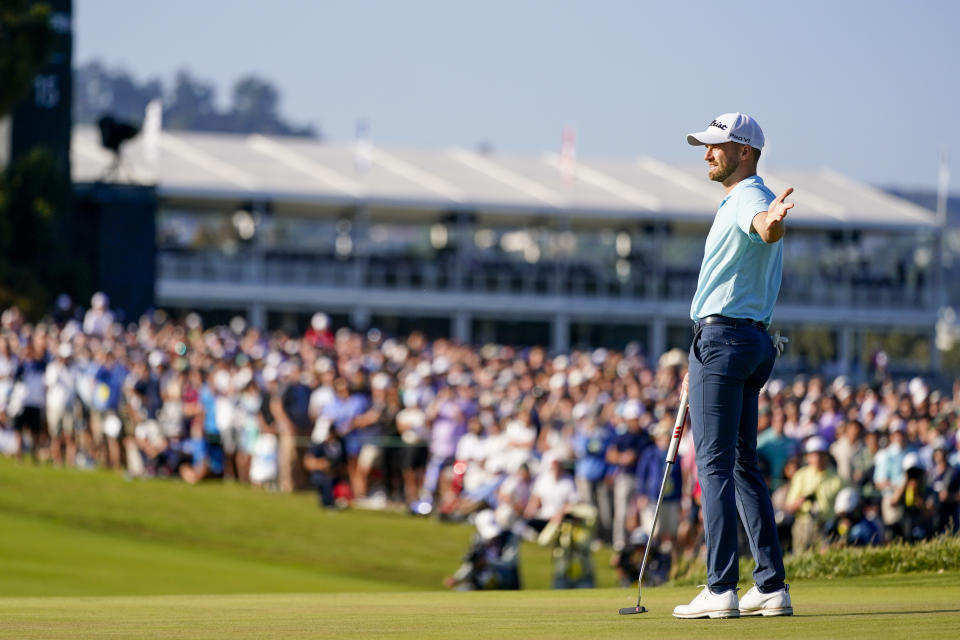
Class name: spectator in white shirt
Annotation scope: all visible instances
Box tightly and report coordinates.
[524,453,578,531]
[45,342,78,467]
[82,292,114,337]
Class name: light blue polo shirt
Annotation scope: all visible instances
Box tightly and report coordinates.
[690,175,782,327]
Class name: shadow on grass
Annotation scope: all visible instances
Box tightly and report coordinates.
[799,609,960,618]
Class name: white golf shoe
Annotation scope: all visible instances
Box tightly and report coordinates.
[672,585,740,619]
[739,584,793,616]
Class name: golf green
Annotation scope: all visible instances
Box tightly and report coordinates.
[0,573,957,639]
[1,459,957,639]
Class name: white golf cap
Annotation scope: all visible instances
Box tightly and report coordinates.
[475,509,503,541]
[804,435,829,454]
[834,487,861,515]
[687,112,765,150]
[901,452,924,472]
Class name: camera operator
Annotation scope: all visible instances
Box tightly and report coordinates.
[784,436,844,552]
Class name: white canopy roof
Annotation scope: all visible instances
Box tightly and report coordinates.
[72,125,936,230]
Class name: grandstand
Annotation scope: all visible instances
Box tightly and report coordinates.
[71,125,939,373]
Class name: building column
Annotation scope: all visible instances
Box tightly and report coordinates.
[551,314,570,353]
[931,325,941,372]
[247,301,266,330]
[453,310,471,345]
[351,307,370,331]
[352,205,370,288]
[838,326,854,377]
[650,317,667,362]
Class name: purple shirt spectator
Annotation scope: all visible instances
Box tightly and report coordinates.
[429,398,467,459]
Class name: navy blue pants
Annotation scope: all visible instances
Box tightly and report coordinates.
[688,322,786,593]
[311,471,335,507]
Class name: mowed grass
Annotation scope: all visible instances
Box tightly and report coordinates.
[1,460,959,639]
[0,458,613,596]
[0,573,958,640]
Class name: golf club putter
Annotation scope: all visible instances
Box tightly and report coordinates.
[619,382,689,615]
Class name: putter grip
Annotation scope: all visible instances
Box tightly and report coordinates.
[665,387,688,464]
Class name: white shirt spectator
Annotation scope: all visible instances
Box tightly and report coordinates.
[45,357,77,415]
[83,293,115,337]
[504,418,536,472]
[531,470,577,520]
[456,431,485,462]
[482,430,509,475]
[498,470,532,514]
[309,384,334,421]
[456,430,488,492]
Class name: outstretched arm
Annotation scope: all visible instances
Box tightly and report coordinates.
[751,187,794,243]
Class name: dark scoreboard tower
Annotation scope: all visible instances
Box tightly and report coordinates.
[7,0,156,320]
[8,0,72,175]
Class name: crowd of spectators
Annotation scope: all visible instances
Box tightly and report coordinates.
[1,295,958,581]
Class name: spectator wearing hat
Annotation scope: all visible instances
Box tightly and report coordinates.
[824,487,882,547]
[784,436,844,552]
[82,292,114,337]
[444,509,520,591]
[304,417,347,507]
[304,312,334,350]
[45,342,78,467]
[892,453,935,542]
[873,425,910,527]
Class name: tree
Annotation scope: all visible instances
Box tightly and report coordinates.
[73,63,319,138]
[0,0,55,117]
[0,147,76,314]
[226,75,316,137]
[0,1,64,315]
[163,69,219,131]
[73,60,162,125]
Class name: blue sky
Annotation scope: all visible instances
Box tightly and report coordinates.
[75,0,959,191]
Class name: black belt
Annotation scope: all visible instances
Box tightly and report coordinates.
[694,315,767,332]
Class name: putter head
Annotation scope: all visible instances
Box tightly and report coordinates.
[618,605,648,615]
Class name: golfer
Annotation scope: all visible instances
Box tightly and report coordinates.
[673,113,793,619]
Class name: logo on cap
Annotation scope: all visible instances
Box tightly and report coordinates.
[709,120,728,130]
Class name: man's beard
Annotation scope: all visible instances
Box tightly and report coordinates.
[709,156,739,183]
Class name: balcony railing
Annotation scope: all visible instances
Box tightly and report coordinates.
[157,250,932,309]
